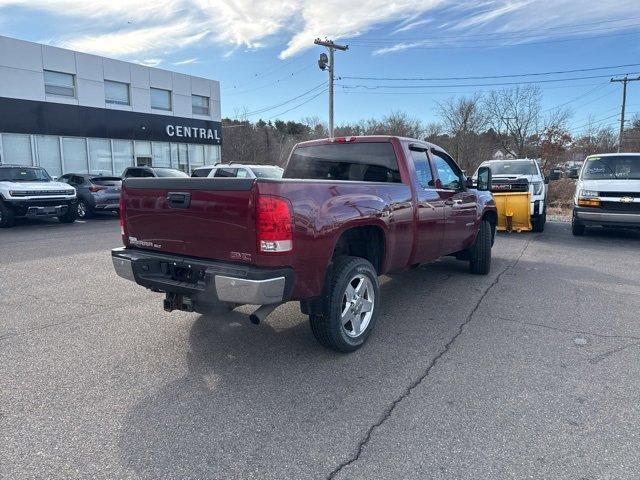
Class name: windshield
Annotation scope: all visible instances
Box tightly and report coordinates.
[581,155,640,180]
[482,161,538,176]
[0,167,51,182]
[154,168,189,178]
[251,166,284,179]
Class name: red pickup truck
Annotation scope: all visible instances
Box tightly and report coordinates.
[112,136,495,352]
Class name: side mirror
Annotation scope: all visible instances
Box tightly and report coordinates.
[476,166,492,191]
[465,177,474,189]
[544,176,550,184]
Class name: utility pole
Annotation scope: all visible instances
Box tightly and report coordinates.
[314,38,348,138]
[611,75,640,152]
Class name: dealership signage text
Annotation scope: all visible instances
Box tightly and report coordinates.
[166,125,220,141]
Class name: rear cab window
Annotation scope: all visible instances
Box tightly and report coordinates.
[284,142,401,183]
[214,168,238,178]
[191,168,212,178]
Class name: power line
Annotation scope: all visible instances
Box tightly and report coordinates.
[341,62,640,82]
[242,82,326,117]
[268,88,328,120]
[225,65,313,96]
[339,72,640,90]
[221,56,306,91]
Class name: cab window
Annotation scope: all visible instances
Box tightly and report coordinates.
[431,150,461,190]
[409,149,434,189]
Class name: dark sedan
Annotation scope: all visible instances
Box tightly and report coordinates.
[58,173,121,219]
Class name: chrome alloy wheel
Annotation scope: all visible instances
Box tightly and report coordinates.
[341,274,375,338]
[77,201,87,218]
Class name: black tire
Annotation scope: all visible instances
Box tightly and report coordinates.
[76,200,92,219]
[57,204,77,224]
[572,215,585,236]
[309,256,380,353]
[469,220,492,275]
[0,202,15,228]
[532,210,546,233]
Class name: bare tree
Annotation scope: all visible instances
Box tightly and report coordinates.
[436,94,487,169]
[483,85,542,158]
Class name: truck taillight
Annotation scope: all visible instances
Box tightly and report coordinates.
[119,194,127,242]
[257,196,293,253]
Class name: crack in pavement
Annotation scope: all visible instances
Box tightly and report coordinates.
[326,239,533,479]
[494,317,640,342]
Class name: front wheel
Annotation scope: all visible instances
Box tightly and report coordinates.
[0,202,15,228]
[309,256,379,352]
[532,210,546,232]
[572,215,585,236]
[469,220,492,275]
[57,204,77,224]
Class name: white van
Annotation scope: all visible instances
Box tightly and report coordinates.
[572,153,640,235]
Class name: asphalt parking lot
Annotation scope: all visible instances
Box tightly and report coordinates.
[1,217,639,479]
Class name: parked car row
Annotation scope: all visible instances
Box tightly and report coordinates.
[0,164,286,227]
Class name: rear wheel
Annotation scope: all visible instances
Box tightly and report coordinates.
[0,202,15,228]
[572,214,585,236]
[309,256,379,352]
[469,220,492,275]
[57,204,77,224]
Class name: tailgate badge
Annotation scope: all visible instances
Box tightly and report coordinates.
[129,236,162,249]
[620,196,633,203]
[230,251,252,262]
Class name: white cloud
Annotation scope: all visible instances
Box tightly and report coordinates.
[58,22,209,57]
[0,0,638,60]
[392,19,433,35]
[173,57,199,65]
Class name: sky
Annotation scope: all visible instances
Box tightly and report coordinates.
[1,0,640,135]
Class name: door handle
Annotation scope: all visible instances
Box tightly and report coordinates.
[166,192,191,208]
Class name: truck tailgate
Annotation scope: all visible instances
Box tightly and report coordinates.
[122,177,257,261]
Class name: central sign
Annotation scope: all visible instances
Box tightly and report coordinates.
[166,125,220,141]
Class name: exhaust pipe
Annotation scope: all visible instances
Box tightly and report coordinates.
[249,303,281,325]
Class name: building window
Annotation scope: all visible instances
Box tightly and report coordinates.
[188,144,205,170]
[2,133,33,166]
[88,138,112,174]
[36,136,62,178]
[192,95,209,116]
[105,80,130,105]
[113,140,134,176]
[61,137,88,173]
[152,142,171,167]
[151,88,172,111]
[44,70,76,98]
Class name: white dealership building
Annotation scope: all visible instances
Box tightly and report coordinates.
[0,35,222,177]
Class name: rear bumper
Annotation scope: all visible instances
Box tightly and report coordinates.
[111,247,294,307]
[574,207,640,227]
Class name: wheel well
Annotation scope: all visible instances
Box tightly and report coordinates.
[332,225,385,274]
